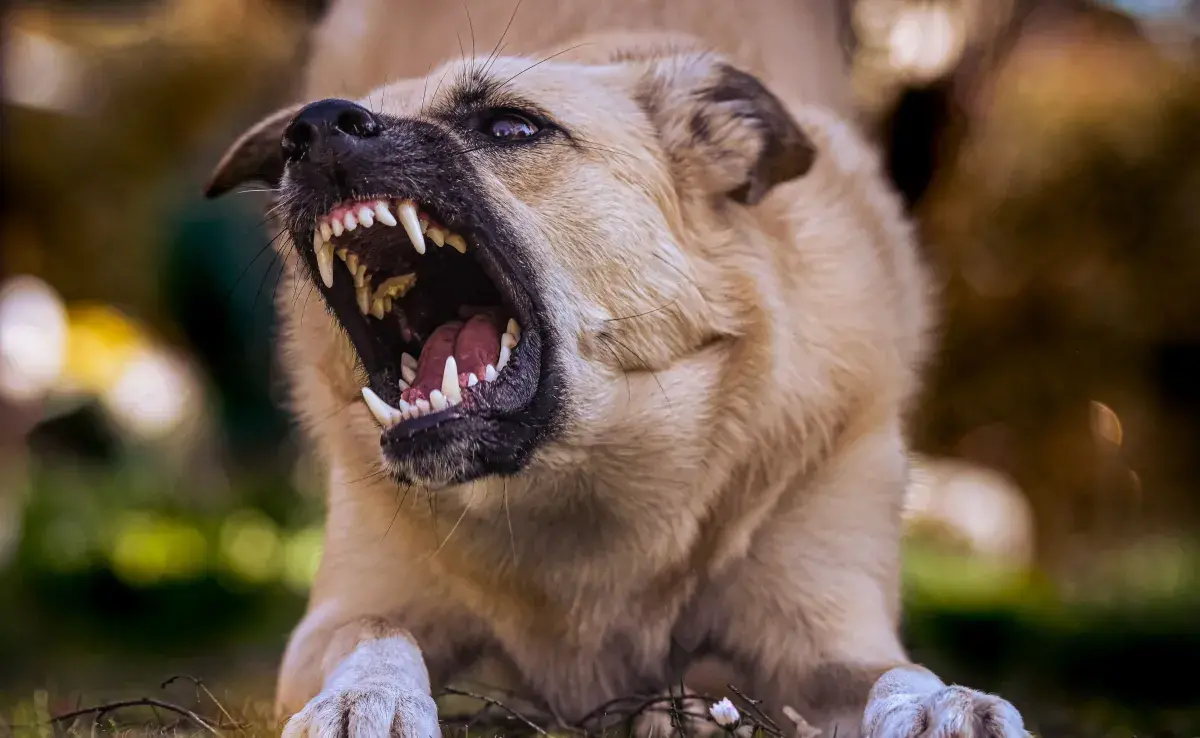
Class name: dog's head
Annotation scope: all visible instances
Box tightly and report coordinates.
[207,35,827,488]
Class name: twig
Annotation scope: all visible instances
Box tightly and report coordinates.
[48,698,224,737]
[728,684,783,735]
[161,674,241,729]
[440,686,548,736]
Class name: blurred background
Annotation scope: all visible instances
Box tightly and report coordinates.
[0,0,1197,735]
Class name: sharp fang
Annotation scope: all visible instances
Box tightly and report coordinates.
[445,233,467,254]
[497,345,511,371]
[426,226,446,248]
[383,297,392,312]
[354,265,369,289]
[343,211,358,231]
[399,377,410,390]
[501,332,517,350]
[400,363,416,384]
[357,205,375,227]
[375,202,397,227]
[356,285,371,314]
[320,221,333,241]
[361,387,398,428]
[370,298,385,319]
[442,357,461,405]
[416,398,431,413]
[317,242,335,288]
[401,353,417,370]
[467,373,479,387]
[312,230,323,250]
[484,364,498,382]
[336,248,348,261]
[396,201,426,255]
[331,218,344,237]
[429,389,447,411]
[506,319,521,342]
[346,253,359,274]
[399,399,413,417]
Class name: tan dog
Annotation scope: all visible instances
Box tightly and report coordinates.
[205,22,1028,738]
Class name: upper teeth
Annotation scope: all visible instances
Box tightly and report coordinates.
[309,198,470,314]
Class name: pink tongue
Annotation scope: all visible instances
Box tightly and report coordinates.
[455,314,503,379]
[402,315,504,401]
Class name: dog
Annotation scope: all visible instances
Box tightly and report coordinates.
[204,20,1029,738]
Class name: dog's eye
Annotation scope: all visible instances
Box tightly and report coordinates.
[485,112,539,141]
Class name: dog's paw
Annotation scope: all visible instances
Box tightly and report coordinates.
[863,685,1027,738]
[282,683,441,738]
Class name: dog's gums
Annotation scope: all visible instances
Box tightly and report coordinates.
[307,195,526,429]
[309,196,522,426]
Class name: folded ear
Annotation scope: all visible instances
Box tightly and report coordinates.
[204,104,301,199]
[638,55,816,206]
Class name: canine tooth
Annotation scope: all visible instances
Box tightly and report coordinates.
[319,221,333,241]
[396,201,426,255]
[506,319,521,342]
[354,265,370,289]
[399,377,410,390]
[418,213,430,233]
[317,242,335,288]
[484,364,498,382]
[442,357,461,405]
[383,297,392,312]
[357,205,375,227]
[429,389,447,411]
[426,226,446,248]
[400,363,416,384]
[401,353,417,370]
[312,230,324,250]
[398,398,413,416]
[445,233,467,254]
[501,332,517,350]
[343,211,358,231]
[356,285,371,314]
[375,202,397,227]
[416,398,431,413]
[336,248,348,261]
[346,253,359,274]
[370,298,385,319]
[467,373,479,387]
[331,218,344,237]
[361,387,398,428]
[497,345,511,371]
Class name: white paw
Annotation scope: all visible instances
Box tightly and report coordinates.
[282,683,441,738]
[863,685,1028,738]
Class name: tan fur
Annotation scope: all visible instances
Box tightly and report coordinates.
[212,7,1027,737]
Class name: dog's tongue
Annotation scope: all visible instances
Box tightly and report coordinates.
[406,315,502,400]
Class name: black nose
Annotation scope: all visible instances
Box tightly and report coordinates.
[281,98,381,164]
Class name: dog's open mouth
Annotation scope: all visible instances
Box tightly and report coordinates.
[304,196,534,436]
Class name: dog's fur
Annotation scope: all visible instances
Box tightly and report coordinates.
[207,4,1028,736]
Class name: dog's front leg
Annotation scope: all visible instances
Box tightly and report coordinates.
[281,616,441,738]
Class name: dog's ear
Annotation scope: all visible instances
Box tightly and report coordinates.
[637,55,816,206]
[205,104,301,199]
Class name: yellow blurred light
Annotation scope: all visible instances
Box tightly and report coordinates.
[0,275,68,403]
[1090,400,1124,447]
[219,509,282,583]
[63,303,146,394]
[2,29,87,113]
[109,512,208,587]
[282,526,324,593]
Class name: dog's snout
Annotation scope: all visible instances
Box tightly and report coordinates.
[282,98,381,164]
